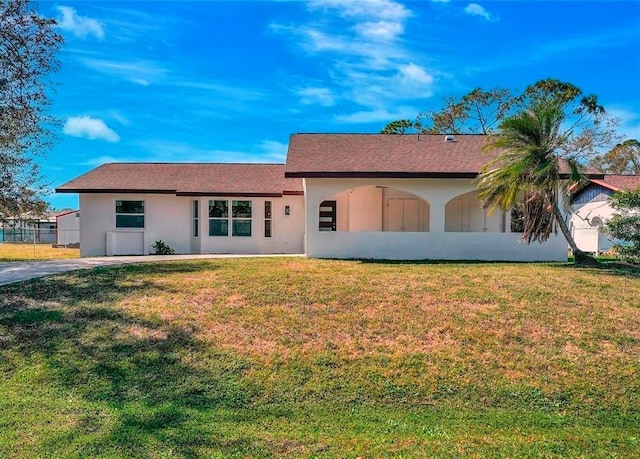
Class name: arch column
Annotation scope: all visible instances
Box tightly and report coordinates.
[429,203,446,233]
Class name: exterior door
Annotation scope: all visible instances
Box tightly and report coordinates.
[319,200,337,231]
[386,198,419,232]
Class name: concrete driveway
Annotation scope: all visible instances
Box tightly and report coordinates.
[0,254,303,287]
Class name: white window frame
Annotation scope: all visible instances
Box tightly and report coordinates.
[232,200,252,237]
[192,200,199,238]
[115,200,145,229]
[208,200,229,237]
[264,201,272,238]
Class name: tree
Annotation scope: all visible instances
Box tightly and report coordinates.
[590,139,640,174]
[515,79,621,161]
[605,188,640,263]
[476,94,604,266]
[380,119,418,134]
[0,0,63,219]
[381,80,621,157]
[381,87,514,135]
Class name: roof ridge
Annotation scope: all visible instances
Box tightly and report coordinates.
[291,132,489,136]
[103,162,286,166]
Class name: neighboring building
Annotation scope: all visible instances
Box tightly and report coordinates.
[56,163,304,257]
[570,174,640,254]
[57,134,602,261]
[1,212,57,243]
[56,210,80,246]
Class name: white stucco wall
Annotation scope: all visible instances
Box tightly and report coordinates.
[56,212,80,245]
[305,231,566,261]
[570,200,617,253]
[198,196,304,254]
[78,193,304,257]
[79,194,192,256]
[304,178,566,261]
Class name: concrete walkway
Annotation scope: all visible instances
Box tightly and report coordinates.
[0,254,303,287]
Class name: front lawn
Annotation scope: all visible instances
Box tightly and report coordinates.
[0,243,80,262]
[1,258,639,457]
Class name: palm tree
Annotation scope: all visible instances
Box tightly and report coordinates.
[476,100,597,266]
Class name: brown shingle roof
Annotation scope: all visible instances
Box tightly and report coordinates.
[285,133,601,178]
[592,174,640,192]
[285,134,496,177]
[56,163,303,196]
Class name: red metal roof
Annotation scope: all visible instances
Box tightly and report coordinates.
[56,163,303,196]
[591,174,640,192]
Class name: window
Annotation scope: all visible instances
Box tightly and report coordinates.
[264,201,272,238]
[192,200,199,237]
[116,200,144,228]
[209,200,228,236]
[232,200,252,237]
[208,200,252,237]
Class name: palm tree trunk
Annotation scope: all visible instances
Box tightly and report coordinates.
[552,206,598,266]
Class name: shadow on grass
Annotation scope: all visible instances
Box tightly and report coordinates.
[553,261,640,279]
[347,258,534,265]
[0,261,267,457]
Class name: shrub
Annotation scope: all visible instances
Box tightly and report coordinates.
[151,240,175,255]
[605,188,640,263]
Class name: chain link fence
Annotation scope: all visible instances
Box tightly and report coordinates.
[0,228,80,260]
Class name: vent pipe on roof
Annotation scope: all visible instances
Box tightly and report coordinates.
[445,135,454,142]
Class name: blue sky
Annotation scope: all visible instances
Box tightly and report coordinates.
[40,0,640,209]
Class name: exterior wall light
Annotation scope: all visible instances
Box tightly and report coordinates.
[285,205,290,215]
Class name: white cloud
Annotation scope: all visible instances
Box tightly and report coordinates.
[335,106,419,123]
[355,21,404,41]
[63,116,120,142]
[131,139,288,163]
[608,108,640,140]
[398,63,434,86]
[107,112,132,126]
[79,155,127,166]
[272,0,436,111]
[256,140,289,162]
[464,3,493,21]
[297,87,336,106]
[55,6,104,39]
[308,0,411,22]
[132,78,150,87]
[78,57,167,85]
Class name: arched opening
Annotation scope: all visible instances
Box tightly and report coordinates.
[318,186,430,232]
[445,190,506,232]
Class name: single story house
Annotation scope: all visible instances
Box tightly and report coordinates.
[570,174,640,254]
[56,163,304,257]
[57,134,599,261]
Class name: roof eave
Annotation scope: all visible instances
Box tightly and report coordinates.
[176,192,284,197]
[285,171,481,179]
[55,188,177,194]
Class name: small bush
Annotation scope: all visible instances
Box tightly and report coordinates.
[151,240,175,255]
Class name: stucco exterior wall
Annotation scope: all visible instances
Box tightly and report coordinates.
[79,194,192,256]
[570,200,617,253]
[198,195,304,254]
[56,212,80,245]
[305,231,566,261]
[79,193,304,257]
[304,178,566,261]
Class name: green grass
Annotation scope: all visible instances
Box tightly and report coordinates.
[0,243,79,262]
[1,258,639,457]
